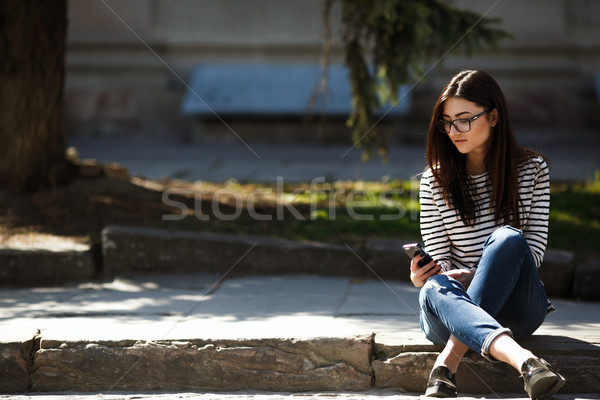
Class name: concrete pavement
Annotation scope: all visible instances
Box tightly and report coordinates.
[1,274,599,395]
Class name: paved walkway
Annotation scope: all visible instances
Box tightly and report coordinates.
[67,128,600,183]
[2,274,598,344]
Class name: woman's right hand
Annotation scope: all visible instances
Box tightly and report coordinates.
[410,255,441,287]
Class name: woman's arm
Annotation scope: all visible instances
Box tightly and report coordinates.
[410,171,455,289]
[419,171,453,271]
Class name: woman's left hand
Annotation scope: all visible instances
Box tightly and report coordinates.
[443,268,476,289]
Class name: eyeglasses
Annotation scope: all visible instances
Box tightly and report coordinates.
[436,108,494,134]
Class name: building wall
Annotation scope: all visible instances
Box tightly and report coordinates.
[65,0,600,140]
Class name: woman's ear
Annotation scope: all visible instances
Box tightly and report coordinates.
[489,109,499,127]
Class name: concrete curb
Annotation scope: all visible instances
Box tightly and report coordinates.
[1,224,598,299]
[101,226,366,277]
[101,225,595,299]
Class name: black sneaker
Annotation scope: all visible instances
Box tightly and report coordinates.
[424,365,457,398]
[521,358,566,399]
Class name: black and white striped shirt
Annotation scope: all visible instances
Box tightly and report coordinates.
[420,157,550,271]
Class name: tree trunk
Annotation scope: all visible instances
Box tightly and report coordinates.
[0,0,68,192]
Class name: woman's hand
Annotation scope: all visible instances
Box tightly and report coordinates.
[443,268,476,289]
[410,255,441,287]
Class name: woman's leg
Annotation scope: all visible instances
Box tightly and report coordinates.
[419,274,510,356]
[433,334,469,373]
[420,226,547,366]
[489,333,535,371]
[420,227,565,397]
[467,226,548,339]
[419,276,509,397]
[473,229,548,371]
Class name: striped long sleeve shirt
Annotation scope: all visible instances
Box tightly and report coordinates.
[419,157,550,272]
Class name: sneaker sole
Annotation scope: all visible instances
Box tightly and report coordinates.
[528,373,566,399]
[424,383,458,398]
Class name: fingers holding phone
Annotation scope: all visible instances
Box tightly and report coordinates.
[403,243,441,287]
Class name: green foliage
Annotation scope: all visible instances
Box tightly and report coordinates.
[327,0,511,158]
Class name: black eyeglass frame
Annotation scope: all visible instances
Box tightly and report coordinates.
[436,108,494,134]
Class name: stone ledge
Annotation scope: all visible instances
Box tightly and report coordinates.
[0,246,95,287]
[14,333,599,394]
[573,260,600,301]
[538,249,576,297]
[102,225,364,277]
[32,336,373,392]
[101,226,594,299]
[1,224,593,299]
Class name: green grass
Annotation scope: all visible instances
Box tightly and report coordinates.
[549,175,600,258]
[162,176,600,257]
[160,179,421,244]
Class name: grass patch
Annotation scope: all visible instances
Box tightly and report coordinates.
[549,176,600,258]
[160,176,600,257]
[157,179,422,245]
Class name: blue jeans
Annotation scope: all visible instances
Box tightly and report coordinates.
[419,226,548,359]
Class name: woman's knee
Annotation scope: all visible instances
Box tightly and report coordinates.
[419,276,440,308]
[485,226,528,252]
[419,275,457,307]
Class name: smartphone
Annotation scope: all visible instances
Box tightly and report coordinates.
[403,243,435,268]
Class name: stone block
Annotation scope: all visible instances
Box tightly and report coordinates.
[0,343,30,392]
[102,225,363,277]
[32,336,373,392]
[539,249,575,297]
[0,246,95,287]
[372,351,435,392]
[373,334,600,394]
[364,239,412,281]
[573,260,600,300]
[0,334,39,393]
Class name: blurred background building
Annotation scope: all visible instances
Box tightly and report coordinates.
[65,0,600,144]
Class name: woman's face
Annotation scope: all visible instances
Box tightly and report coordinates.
[441,97,496,159]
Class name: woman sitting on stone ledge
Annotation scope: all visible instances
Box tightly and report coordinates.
[410,69,565,399]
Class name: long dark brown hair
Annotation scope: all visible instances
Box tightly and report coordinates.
[426,70,541,228]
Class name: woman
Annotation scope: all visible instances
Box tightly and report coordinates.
[411,70,565,399]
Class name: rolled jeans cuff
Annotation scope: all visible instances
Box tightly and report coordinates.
[481,327,513,362]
